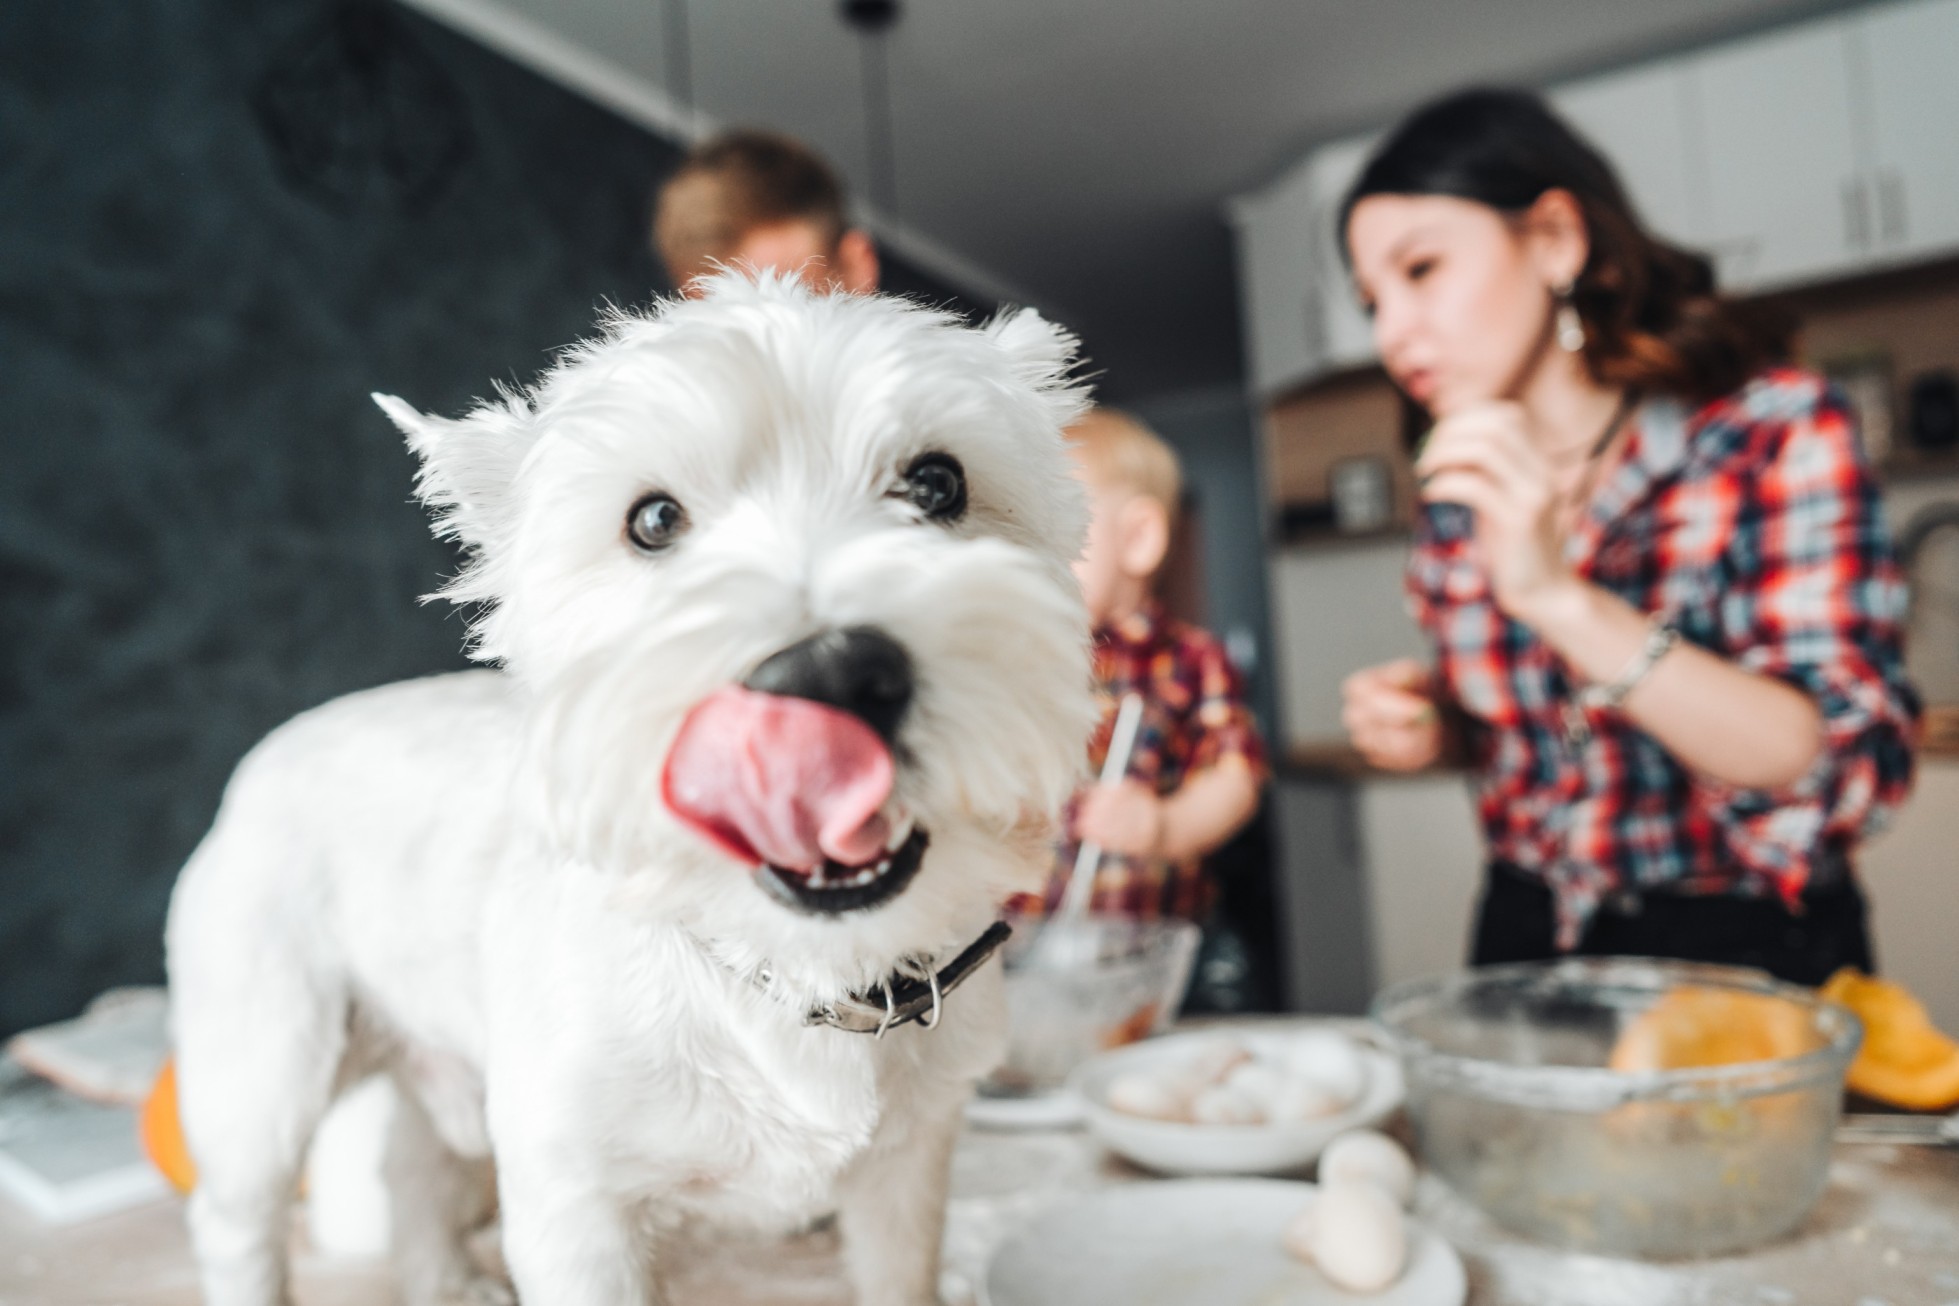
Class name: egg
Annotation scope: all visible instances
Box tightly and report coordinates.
[1105,1070,1193,1122]
[1184,1037,1254,1086]
[1222,1059,1288,1114]
[1189,1081,1267,1125]
[1308,1178,1408,1293]
[1281,1191,1320,1262]
[1319,1129,1416,1208]
[1268,1074,1350,1123]
[1281,1031,1369,1107]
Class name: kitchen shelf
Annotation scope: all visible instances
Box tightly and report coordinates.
[1924,705,1959,758]
[1270,515,1411,551]
[1876,449,1959,484]
[1280,742,1460,781]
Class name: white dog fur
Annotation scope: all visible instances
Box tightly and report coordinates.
[165,271,1097,1306]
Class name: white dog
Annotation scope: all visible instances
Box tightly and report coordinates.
[164,271,1096,1306]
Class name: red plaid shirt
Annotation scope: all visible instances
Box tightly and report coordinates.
[1016,604,1266,921]
[1411,370,1920,948]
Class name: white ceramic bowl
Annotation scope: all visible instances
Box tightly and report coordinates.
[1068,1024,1404,1176]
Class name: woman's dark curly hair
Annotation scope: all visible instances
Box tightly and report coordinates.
[1341,87,1789,403]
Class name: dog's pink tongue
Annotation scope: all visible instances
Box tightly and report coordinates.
[661,686,894,872]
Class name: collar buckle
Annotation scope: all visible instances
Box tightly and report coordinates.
[804,920,1012,1035]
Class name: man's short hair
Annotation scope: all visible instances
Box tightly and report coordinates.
[654,130,849,280]
[1067,408,1183,525]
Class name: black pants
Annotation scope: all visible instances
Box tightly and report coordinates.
[1470,863,1875,987]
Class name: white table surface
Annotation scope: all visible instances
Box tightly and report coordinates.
[2,1077,1955,1305]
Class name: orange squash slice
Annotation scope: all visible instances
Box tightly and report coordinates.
[1820,968,1959,1111]
[140,1057,197,1193]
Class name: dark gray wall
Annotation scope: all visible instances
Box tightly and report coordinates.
[1131,387,1278,739]
[1130,388,1292,1008]
[0,0,971,1038]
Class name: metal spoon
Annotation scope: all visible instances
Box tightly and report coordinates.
[1836,1110,1959,1146]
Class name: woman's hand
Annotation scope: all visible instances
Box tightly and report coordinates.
[1342,658,1444,771]
[1074,779,1166,857]
[1416,401,1582,627]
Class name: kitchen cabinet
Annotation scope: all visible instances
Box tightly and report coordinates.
[1268,538,1424,746]
[1356,776,1482,992]
[1300,134,1379,374]
[1859,0,1959,265]
[1550,62,1704,248]
[1231,133,1380,397]
[1232,0,1959,392]
[1690,19,1866,291]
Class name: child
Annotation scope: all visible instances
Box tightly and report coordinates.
[1028,408,1265,921]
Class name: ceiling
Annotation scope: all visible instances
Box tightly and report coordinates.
[407,0,1871,400]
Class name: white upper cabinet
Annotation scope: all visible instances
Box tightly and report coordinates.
[1689,20,1865,292]
[1303,135,1380,374]
[1230,164,1319,397]
[1858,0,1959,265]
[1551,63,1704,249]
[1232,133,1381,397]
[1231,0,1959,392]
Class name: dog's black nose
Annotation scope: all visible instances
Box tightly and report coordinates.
[742,626,914,744]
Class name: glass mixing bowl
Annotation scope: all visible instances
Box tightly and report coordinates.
[1372,958,1860,1258]
[978,915,1200,1100]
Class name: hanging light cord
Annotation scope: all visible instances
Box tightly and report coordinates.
[858,24,898,219]
[663,0,694,123]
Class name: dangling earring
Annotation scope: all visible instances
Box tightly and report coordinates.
[1554,280,1585,354]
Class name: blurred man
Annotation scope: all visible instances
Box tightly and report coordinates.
[654,129,879,294]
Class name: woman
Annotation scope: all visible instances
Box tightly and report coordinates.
[1339,88,1919,984]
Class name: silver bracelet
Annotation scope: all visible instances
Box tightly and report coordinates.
[1585,618,1679,710]
[1562,617,1679,745]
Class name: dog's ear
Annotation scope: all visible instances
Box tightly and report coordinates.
[985,307,1075,383]
[984,308,1091,429]
[373,393,533,559]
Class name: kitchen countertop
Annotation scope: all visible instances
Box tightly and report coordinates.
[3,1110,1954,1305]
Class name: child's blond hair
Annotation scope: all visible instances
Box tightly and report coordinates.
[1066,408,1183,525]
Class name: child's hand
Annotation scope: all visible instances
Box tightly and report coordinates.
[1074,779,1167,857]
[1342,658,1444,772]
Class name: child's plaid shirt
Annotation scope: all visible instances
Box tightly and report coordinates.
[1411,369,1920,948]
[1020,604,1266,921]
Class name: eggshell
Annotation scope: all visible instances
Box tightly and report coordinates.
[1319,1129,1417,1208]
[1281,1031,1368,1107]
[1309,1178,1407,1292]
[1222,1060,1288,1113]
[1105,1070,1193,1122]
[1189,1082,1267,1125]
[1268,1074,1350,1123]
[1184,1037,1254,1086]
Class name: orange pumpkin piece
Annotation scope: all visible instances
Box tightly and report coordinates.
[140,1057,197,1193]
[1820,968,1959,1111]
[1608,987,1814,1073]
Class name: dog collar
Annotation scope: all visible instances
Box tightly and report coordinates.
[726,920,1012,1038]
[806,920,1013,1036]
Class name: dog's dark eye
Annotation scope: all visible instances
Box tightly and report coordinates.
[902,453,967,523]
[625,493,688,553]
